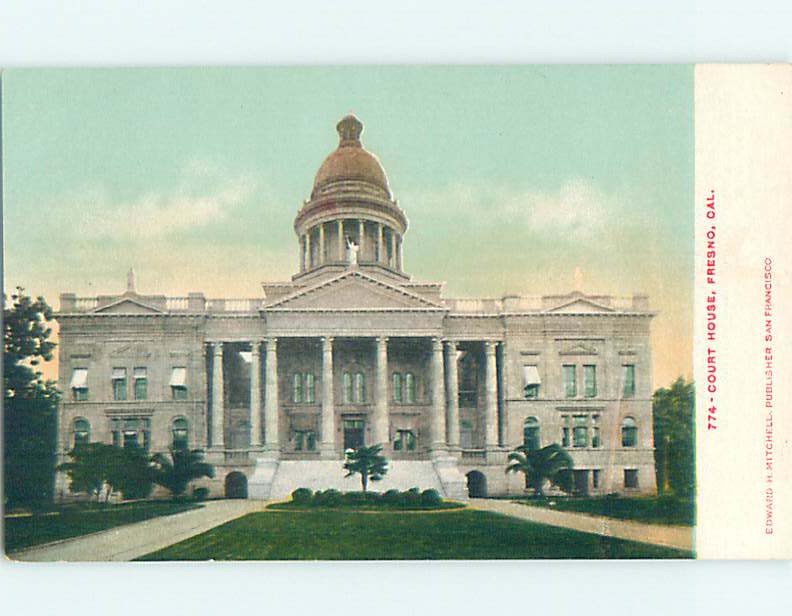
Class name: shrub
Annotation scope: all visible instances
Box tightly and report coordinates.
[314,488,342,507]
[291,488,313,505]
[193,487,210,501]
[421,489,443,506]
[404,487,421,507]
[382,489,402,505]
[342,491,368,505]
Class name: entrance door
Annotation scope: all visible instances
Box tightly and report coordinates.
[343,419,365,450]
[573,469,589,496]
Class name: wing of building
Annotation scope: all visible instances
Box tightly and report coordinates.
[56,115,657,500]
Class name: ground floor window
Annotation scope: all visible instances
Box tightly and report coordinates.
[624,468,639,489]
[73,418,90,448]
[393,429,416,451]
[111,416,151,451]
[172,417,188,449]
[561,413,601,449]
[294,430,317,451]
[523,417,540,451]
[592,469,601,489]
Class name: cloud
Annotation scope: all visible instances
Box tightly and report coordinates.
[69,165,258,240]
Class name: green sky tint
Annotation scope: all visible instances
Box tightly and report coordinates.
[2,66,693,386]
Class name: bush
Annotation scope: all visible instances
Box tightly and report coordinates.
[313,488,342,507]
[193,487,210,501]
[404,487,421,506]
[382,489,403,505]
[421,489,443,506]
[291,488,313,505]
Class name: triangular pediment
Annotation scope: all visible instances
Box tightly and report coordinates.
[93,297,164,314]
[546,297,615,314]
[266,270,444,311]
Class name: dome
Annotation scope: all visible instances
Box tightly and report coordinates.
[311,115,391,198]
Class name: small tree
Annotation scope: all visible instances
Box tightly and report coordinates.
[57,443,117,502]
[506,443,573,497]
[149,448,214,498]
[343,445,388,493]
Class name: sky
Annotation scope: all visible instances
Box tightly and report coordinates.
[2,66,693,386]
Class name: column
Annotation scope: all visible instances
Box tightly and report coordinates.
[484,341,499,448]
[250,341,262,447]
[373,337,389,446]
[358,219,365,260]
[318,223,325,265]
[300,236,305,272]
[264,338,279,450]
[377,224,384,264]
[430,337,447,450]
[397,236,403,270]
[211,342,225,449]
[337,220,344,260]
[305,230,312,269]
[445,340,460,449]
[389,232,396,268]
[320,336,336,455]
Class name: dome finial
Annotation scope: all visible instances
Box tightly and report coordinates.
[337,114,363,147]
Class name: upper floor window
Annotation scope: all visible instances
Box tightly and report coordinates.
[404,372,416,404]
[621,416,638,447]
[523,365,540,399]
[583,365,597,398]
[172,417,189,450]
[73,418,90,448]
[392,372,403,403]
[112,368,127,401]
[562,365,577,398]
[622,364,636,398]
[458,352,478,408]
[70,368,89,401]
[292,372,316,404]
[133,367,148,400]
[170,367,187,400]
[523,417,540,451]
[354,372,366,403]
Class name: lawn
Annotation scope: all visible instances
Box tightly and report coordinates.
[138,509,692,560]
[4,501,201,553]
[515,496,695,526]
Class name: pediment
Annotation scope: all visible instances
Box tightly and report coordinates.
[558,341,600,356]
[93,297,164,314]
[266,271,444,311]
[546,297,615,314]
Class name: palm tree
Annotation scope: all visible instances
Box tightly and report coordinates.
[149,447,215,498]
[506,443,573,497]
[343,444,388,492]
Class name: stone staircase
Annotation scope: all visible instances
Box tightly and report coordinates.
[255,457,468,501]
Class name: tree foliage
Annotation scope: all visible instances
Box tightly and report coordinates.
[57,443,152,501]
[149,447,215,498]
[653,377,695,497]
[343,445,388,493]
[506,443,574,496]
[3,288,60,507]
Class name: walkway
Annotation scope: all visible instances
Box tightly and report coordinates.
[10,499,268,562]
[469,499,693,552]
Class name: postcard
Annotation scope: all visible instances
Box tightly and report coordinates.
[2,65,789,561]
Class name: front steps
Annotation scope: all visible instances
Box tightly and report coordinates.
[260,457,468,501]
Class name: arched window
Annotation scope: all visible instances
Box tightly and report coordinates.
[292,373,303,403]
[73,418,90,448]
[172,417,189,450]
[621,416,638,447]
[392,372,403,403]
[523,417,540,451]
[354,372,366,403]
[404,372,416,404]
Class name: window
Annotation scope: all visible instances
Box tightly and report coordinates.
[562,365,577,398]
[458,353,478,407]
[523,417,540,451]
[561,413,599,448]
[394,429,416,451]
[133,367,147,400]
[404,372,416,404]
[572,415,588,448]
[343,372,353,404]
[592,469,601,489]
[70,368,89,401]
[292,373,303,403]
[523,365,541,399]
[621,416,638,447]
[294,430,317,451]
[354,372,366,403]
[624,469,639,489]
[304,373,315,403]
[392,372,403,403]
[73,418,90,447]
[592,426,601,448]
[111,417,151,451]
[583,365,597,398]
[112,367,127,401]
[172,417,188,450]
[170,367,187,400]
[622,364,636,397]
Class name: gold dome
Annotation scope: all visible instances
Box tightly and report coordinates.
[311,115,391,198]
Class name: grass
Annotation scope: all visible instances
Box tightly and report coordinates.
[268,501,463,512]
[138,509,692,560]
[515,495,695,526]
[4,500,201,553]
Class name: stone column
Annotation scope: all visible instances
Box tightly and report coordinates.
[337,220,344,260]
[358,219,365,260]
[445,340,460,449]
[377,224,384,263]
[211,342,225,449]
[430,337,447,451]
[320,336,336,456]
[484,341,499,448]
[250,341,262,448]
[305,231,312,269]
[318,223,325,265]
[389,231,396,268]
[264,338,279,450]
[373,336,389,446]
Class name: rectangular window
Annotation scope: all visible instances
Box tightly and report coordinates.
[523,365,541,399]
[583,365,597,398]
[170,367,187,400]
[622,364,636,397]
[624,469,639,489]
[592,469,601,489]
[592,426,601,448]
[404,373,416,404]
[304,373,315,403]
[572,415,588,448]
[70,368,89,401]
[354,372,366,403]
[292,373,303,403]
[392,372,403,403]
[133,367,148,400]
[294,430,317,451]
[343,372,353,404]
[394,429,416,452]
[561,427,570,448]
[562,365,577,398]
[112,368,127,401]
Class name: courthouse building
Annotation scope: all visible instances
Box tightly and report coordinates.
[56,115,657,499]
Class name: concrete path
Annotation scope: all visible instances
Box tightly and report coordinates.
[9,500,268,562]
[469,499,694,552]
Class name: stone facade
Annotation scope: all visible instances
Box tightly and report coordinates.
[55,115,657,500]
